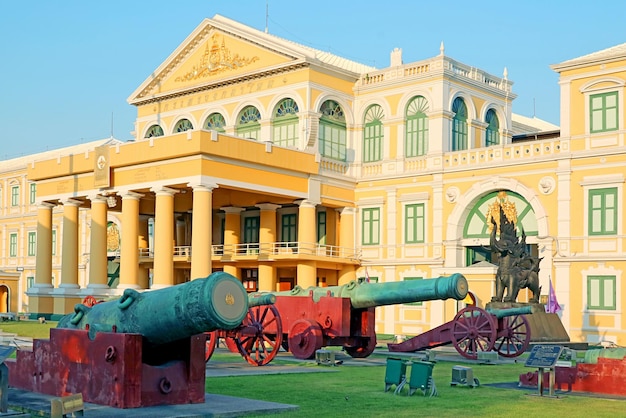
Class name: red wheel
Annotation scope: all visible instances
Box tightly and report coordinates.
[288,319,323,359]
[205,331,218,362]
[494,314,530,358]
[451,306,497,360]
[233,305,283,366]
[224,337,240,353]
[344,334,377,358]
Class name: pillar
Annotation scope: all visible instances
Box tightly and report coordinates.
[152,187,176,289]
[88,195,109,289]
[190,184,216,280]
[296,200,316,254]
[297,261,316,288]
[27,203,55,317]
[59,199,80,289]
[222,206,243,279]
[257,203,280,290]
[119,192,143,289]
[137,215,150,289]
[338,207,356,285]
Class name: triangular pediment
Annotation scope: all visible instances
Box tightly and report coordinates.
[128,15,375,105]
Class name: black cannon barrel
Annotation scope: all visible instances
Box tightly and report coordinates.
[252,273,468,309]
[57,272,249,346]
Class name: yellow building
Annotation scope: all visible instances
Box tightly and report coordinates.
[3,15,625,346]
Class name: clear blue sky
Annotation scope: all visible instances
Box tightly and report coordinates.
[1,1,625,161]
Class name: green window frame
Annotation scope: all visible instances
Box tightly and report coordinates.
[362,208,380,245]
[319,100,347,161]
[589,188,617,235]
[273,98,299,147]
[203,113,226,132]
[27,231,36,256]
[590,92,618,133]
[173,118,193,133]
[281,213,297,246]
[26,276,34,290]
[145,124,164,138]
[236,106,261,139]
[317,211,327,245]
[9,233,17,257]
[11,185,19,207]
[403,277,423,305]
[587,275,616,310]
[29,183,36,204]
[405,203,425,244]
[485,109,500,146]
[452,97,468,151]
[243,216,260,254]
[405,96,429,157]
[363,105,383,162]
[51,229,56,256]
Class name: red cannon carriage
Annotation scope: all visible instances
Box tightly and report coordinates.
[388,305,533,360]
[240,273,468,360]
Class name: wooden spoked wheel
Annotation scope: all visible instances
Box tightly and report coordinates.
[223,337,240,353]
[344,334,377,358]
[288,319,323,360]
[494,314,531,358]
[451,306,497,360]
[233,305,283,366]
[204,330,219,362]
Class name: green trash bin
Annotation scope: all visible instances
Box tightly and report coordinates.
[384,357,407,392]
[408,361,435,396]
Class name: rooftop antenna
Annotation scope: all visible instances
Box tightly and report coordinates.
[265,0,269,33]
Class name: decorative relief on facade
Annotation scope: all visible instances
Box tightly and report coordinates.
[175,34,259,82]
[445,187,459,203]
[107,221,120,252]
[538,176,555,195]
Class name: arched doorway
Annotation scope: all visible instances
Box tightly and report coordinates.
[0,285,9,313]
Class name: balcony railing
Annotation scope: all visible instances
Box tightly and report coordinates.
[130,242,360,261]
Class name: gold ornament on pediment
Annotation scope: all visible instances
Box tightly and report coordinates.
[175,34,259,82]
[485,191,518,234]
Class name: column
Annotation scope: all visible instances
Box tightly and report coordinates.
[152,187,177,289]
[297,261,316,288]
[34,204,54,288]
[257,203,279,291]
[137,216,150,289]
[88,195,109,289]
[119,192,143,289]
[338,207,356,285]
[222,206,243,278]
[190,184,216,280]
[296,200,316,255]
[59,199,80,289]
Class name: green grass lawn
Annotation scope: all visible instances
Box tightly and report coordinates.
[0,320,57,339]
[206,351,626,418]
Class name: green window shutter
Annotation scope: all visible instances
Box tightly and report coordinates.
[203,113,226,132]
[317,211,327,245]
[28,232,36,256]
[29,183,36,204]
[9,233,18,257]
[362,208,380,245]
[590,92,618,133]
[485,109,500,146]
[273,99,299,147]
[281,213,297,244]
[363,105,384,162]
[405,96,429,157]
[588,188,617,235]
[587,275,616,310]
[236,106,261,139]
[452,98,468,151]
[405,203,425,243]
[319,100,347,161]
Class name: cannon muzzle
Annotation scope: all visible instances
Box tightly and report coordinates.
[57,272,249,346]
[253,273,468,309]
[486,305,534,319]
[248,293,276,307]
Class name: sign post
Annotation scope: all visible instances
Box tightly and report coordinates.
[524,345,563,397]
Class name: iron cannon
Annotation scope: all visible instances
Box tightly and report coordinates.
[247,273,468,360]
[7,272,251,408]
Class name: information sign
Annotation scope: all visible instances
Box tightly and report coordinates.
[524,345,563,368]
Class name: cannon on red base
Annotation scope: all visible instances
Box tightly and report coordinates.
[247,273,468,360]
[6,272,250,408]
[388,305,533,360]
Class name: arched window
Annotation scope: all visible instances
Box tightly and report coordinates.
[145,124,164,138]
[272,98,299,147]
[405,96,429,157]
[319,100,346,161]
[236,106,261,139]
[203,113,226,132]
[174,118,193,133]
[451,97,468,151]
[485,109,500,146]
[363,105,383,162]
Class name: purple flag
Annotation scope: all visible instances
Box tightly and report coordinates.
[546,278,561,314]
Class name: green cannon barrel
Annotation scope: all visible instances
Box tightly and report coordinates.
[57,271,249,346]
[253,273,468,309]
[486,305,534,319]
[248,293,276,307]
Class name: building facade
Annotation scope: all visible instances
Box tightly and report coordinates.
[2,15,625,346]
